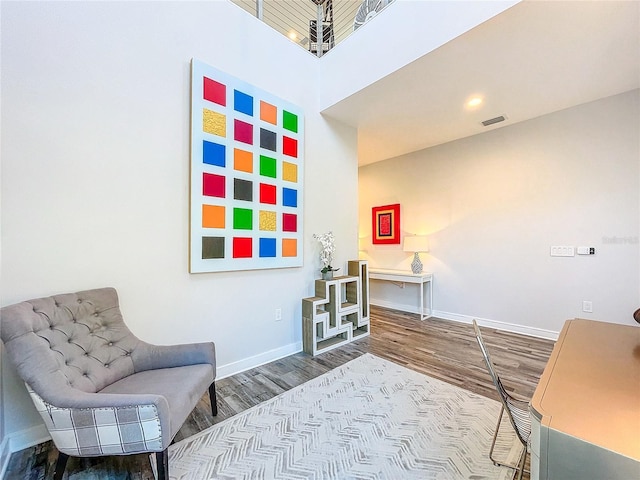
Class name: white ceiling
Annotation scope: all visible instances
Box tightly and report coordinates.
[320,0,640,166]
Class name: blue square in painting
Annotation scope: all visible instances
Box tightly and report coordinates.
[203,140,225,167]
[282,188,297,207]
[234,90,254,116]
[259,238,276,257]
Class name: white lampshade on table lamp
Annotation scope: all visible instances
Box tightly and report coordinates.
[403,235,429,274]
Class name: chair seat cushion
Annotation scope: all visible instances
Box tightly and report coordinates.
[100,364,214,438]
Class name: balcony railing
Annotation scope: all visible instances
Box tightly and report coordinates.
[231,0,395,57]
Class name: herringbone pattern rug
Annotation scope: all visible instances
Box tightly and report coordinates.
[165,354,521,479]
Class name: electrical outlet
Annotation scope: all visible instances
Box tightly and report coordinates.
[582,301,593,313]
[275,308,282,321]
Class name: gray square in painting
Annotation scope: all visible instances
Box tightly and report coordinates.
[202,237,225,259]
[234,178,253,202]
[260,128,277,152]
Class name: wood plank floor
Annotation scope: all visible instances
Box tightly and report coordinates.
[5,306,555,480]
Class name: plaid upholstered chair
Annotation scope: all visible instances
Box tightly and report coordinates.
[0,287,217,480]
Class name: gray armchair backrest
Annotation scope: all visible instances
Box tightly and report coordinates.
[1,287,140,397]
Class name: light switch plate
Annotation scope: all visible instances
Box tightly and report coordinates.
[550,246,575,257]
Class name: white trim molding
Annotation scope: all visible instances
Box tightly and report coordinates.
[217,341,303,380]
[370,299,421,316]
[434,310,559,340]
[371,299,559,340]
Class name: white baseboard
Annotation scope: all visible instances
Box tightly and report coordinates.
[371,299,559,340]
[216,341,303,380]
[434,310,559,340]
[371,299,423,316]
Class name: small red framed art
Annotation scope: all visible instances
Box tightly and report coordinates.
[372,204,400,244]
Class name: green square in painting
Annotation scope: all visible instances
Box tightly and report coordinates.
[233,207,253,230]
[283,110,298,133]
[260,155,277,178]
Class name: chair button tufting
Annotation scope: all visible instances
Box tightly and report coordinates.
[104,363,109,368]
[108,342,113,346]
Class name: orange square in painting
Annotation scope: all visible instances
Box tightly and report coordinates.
[260,101,277,125]
[282,238,297,257]
[202,205,225,228]
[234,148,253,173]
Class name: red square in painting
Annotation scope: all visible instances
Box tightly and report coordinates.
[203,77,226,106]
[203,173,225,198]
[283,136,297,158]
[232,237,252,258]
[259,183,277,204]
[282,213,297,232]
[234,119,253,145]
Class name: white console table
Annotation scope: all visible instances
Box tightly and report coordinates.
[369,268,433,320]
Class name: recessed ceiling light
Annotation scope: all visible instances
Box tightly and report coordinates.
[288,30,297,40]
[467,97,483,108]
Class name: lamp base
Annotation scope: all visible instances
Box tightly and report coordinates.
[411,252,423,274]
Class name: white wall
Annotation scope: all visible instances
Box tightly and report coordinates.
[359,91,640,336]
[0,0,358,451]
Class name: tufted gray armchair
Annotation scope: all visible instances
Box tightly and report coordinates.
[0,287,217,480]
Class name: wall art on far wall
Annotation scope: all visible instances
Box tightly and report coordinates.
[372,203,400,244]
[190,59,304,273]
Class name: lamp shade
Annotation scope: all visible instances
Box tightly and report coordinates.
[403,235,429,253]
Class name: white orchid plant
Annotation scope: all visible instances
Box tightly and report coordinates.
[313,231,339,274]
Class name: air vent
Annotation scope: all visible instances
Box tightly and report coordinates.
[481,115,506,127]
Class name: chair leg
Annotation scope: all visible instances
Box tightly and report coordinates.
[489,406,529,477]
[516,443,528,480]
[52,452,69,480]
[489,406,508,467]
[156,449,169,480]
[209,382,218,417]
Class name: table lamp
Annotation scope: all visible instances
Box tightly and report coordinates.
[403,235,429,274]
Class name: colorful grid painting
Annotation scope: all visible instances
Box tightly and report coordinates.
[190,59,304,273]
